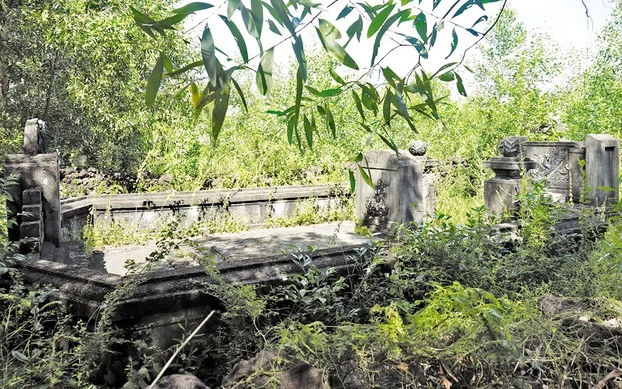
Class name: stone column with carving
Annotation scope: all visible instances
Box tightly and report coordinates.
[483,136,535,217]
[355,141,437,233]
[5,119,62,251]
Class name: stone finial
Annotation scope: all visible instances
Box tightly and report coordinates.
[498,136,528,157]
[408,140,427,156]
[23,118,47,155]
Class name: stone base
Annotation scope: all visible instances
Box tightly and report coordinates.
[484,178,520,217]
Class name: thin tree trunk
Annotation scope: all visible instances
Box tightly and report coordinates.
[42,50,58,121]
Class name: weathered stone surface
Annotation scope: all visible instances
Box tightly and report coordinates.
[522,141,578,202]
[5,153,61,246]
[153,374,210,389]
[568,143,586,203]
[100,221,367,276]
[61,184,345,232]
[23,118,46,155]
[222,350,327,389]
[20,221,43,252]
[408,140,427,156]
[20,220,43,238]
[22,188,42,205]
[498,136,528,157]
[355,150,437,233]
[22,203,42,221]
[483,157,537,217]
[586,134,619,206]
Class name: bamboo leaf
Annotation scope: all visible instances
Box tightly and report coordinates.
[329,68,345,84]
[358,164,374,188]
[338,5,354,19]
[201,26,218,86]
[371,10,407,66]
[367,3,395,38]
[346,16,363,43]
[146,52,165,107]
[231,78,248,112]
[256,48,274,95]
[455,72,467,96]
[212,84,230,140]
[228,0,242,18]
[166,60,203,77]
[316,27,359,70]
[220,16,249,62]
[352,90,365,121]
[446,28,458,59]
[174,2,214,15]
[326,106,336,137]
[414,12,427,43]
[303,115,313,149]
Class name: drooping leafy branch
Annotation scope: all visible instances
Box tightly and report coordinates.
[133,0,507,153]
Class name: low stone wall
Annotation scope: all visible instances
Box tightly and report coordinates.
[61,184,350,237]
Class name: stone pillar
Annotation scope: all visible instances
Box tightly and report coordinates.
[5,154,62,247]
[5,119,61,249]
[355,142,437,233]
[23,118,47,155]
[586,134,619,206]
[483,136,535,217]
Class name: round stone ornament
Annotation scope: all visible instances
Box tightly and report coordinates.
[408,140,427,156]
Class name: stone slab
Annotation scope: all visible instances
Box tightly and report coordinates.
[98,221,368,276]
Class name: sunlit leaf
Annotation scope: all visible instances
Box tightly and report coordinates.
[438,71,455,81]
[212,84,230,140]
[446,28,458,59]
[231,78,248,112]
[173,2,214,15]
[414,12,427,43]
[371,10,408,66]
[455,72,467,96]
[189,82,201,108]
[319,19,341,39]
[201,26,218,86]
[146,52,164,107]
[220,16,249,62]
[228,0,242,18]
[256,48,274,94]
[316,27,359,70]
[329,68,345,84]
[367,3,395,38]
[358,164,374,188]
[346,16,363,45]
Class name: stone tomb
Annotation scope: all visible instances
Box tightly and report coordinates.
[484,134,620,217]
[355,145,437,233]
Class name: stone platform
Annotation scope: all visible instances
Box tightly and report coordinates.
[101,221,367,275]
[24,221,370,339]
